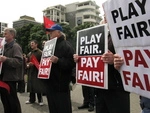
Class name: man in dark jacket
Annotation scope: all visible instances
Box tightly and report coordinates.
[95,19,130,113]
[0,28,23,113]
[45,24,75,113]
[95,36,130,113]
[73,29,130,113]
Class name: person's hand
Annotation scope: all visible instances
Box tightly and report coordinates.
[73,54,79,63]
[29,62,33,66]
[0,55,7,62]
[50,55,58,63]
[101,50,114,64]
[114,54,124,70]
[27,62,34,68]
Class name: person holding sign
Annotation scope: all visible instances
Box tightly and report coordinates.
[97,19,130,113]
[114,54,150,113]
[73,36,130,113]
[45,24,76,113]
[25,40,45,106]
[0,28,23,113]
[99,44,130,113]
[74,23,130,113]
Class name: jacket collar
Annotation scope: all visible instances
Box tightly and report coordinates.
[57,35,65,43]
[5,40,15,48]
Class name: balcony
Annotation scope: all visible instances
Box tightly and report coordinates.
[96,9,100,14]
[76,5,95,11]
[83,18,96,23]
[83,12,96,16]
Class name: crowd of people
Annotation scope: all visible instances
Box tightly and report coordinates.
[0,19,149,113]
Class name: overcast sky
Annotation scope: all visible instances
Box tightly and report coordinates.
[0,0,107,27]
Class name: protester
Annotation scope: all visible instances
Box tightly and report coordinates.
[25,40,44,106]
[0,28,23,113]
[97,18,130,113]
[73,36,130,113]
[97,40,130,113]
[17,53,27,93]
[114,54,150,113]
[45,24,75,113]
[73,18,130,113]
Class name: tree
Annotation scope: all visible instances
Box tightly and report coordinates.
[60,23,74,47]
[15,22,95,54]
[16,23,47,54]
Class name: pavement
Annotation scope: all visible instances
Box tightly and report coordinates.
[0,84,141,113]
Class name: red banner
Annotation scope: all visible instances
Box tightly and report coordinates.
[77,56,105,88]
[38,57,52,79]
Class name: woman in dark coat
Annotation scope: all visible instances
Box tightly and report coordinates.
[26,40,45,106]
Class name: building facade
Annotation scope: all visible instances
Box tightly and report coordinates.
[13,15,41,29]
[0,22,8,34]
[43,0,101,27]
[44,5,66,24]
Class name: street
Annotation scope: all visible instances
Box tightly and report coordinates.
[0,84,141,113]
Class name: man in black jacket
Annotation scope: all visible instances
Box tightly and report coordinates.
[73,28,130,113]
[45,24,75,113]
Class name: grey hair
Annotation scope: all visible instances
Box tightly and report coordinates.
[60,31,66,40]
[4,28,17,37]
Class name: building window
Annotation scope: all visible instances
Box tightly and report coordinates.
[57,12,59,16]
[84,15,90,19]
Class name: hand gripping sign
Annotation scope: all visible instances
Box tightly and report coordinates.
[103,0,150,98]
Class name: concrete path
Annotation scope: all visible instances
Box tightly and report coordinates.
[0,84,141,113]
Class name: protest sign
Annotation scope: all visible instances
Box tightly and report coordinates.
[38,38,57,79]
[76,25,108,89]
[103,0,150,98]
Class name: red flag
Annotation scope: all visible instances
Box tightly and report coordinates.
[30,55,39,69]
[43,16,55,29]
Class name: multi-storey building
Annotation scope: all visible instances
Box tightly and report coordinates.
[13,15,41,29]
[44,5,66,23]
[0,22,8,34]
[43,0,101,27]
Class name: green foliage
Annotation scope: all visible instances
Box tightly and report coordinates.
[15,22,96,54]
[60,23,75,48]
[16,23,47,54]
